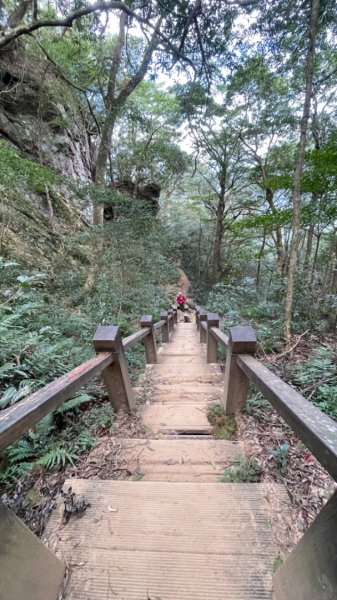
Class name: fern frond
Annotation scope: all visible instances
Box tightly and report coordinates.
[37,446,77,470]
[0,461,34,482]
[29,413,55,440]
[0,382,32,409]
[56,393,92,414]
[6,440,36,463]
[75,430,97,451]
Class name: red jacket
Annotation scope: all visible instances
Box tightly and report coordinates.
[177,294,186,304]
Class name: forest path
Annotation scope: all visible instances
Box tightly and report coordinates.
[46,315,284,599]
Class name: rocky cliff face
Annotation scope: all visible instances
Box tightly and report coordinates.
[0,45,94,264]
[0,45,93,185]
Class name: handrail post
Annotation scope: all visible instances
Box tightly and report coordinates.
[206,312,220,363]
[273,489,337,600]
[195,306,200,330]
[167,308,174,333]
[171,305,178,324]
[140,315,157,364]
[160,310,169,342]
[199,310,207,343]
[93,326,135,412]
[223,325,256,414]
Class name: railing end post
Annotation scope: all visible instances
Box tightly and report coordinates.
[140,314,157,364]
[206,312,220,363]
[160,310,169,342]
[93,325,135,412]
[195,306,200,330]
[223,325,257,414]
[199,310,207,343]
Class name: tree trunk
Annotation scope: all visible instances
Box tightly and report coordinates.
[212,167,226,284]
[92,13,162,225]
[284,0,320,339]
[328,230,337,330]
[265,187,285,273]
[303,223,314,275]
[256,228,266,291]
[93,109,118,225]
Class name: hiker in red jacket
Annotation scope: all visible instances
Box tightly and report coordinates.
[176,292,187,311]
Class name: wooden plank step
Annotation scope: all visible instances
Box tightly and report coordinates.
[142,403,212,433]
[149,383,224,404]
[45,480,284,600]
[113,437,242,482]
[147,365,222,385]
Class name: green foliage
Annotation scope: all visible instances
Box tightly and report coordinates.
[56,393,92,414]
[0,140,60,194]
[284,348,337,420]
[0,203,179,486]
[271,444,290,473]
[273,554,284,572]
[245,392,269,420]
[207,403,237,439]
[36,446,77,470]
[220,455,262,483]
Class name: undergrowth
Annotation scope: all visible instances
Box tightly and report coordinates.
[207,402,237,439]
[220,455,262,483]
[0,208,180,488]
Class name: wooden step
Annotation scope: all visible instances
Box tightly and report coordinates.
[149,383,224,404]
[113,437,242,482]
[45,479,285,599]
[147,364,222,385]
[142,403,212,433]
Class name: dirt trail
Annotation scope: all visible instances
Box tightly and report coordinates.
[177,267,190,297]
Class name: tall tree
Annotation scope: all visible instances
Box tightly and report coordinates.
[284,0,321,338]
[93,13,162,224]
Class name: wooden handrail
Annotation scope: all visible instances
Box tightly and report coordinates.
[198,308,337,591]
[209,327,229,348]
[0,352,113,452]
[0,306,174,452]
[201,311,337,479]
[237,354,337,481]
[123,327,150,350]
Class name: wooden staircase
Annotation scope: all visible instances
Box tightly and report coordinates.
[45,318,285,599]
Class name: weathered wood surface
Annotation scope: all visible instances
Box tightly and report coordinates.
[0,503,65,600]
[154,319,166,331]
[0,352,112,452]
[123,327,150,350]
[140,315,157,364]
[195,306,201,330]
[274,490,337,600]
[223,326,257,414]
[160,311,169,343]
[206,313,220,364]
[210,327,229,348]
[167,309,174,334]
[238,354,337,480]
[199,312,207,343]
[93,326,135,412]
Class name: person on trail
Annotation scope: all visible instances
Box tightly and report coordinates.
[176,292,187,311]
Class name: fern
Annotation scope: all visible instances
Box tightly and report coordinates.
[75,430,97,451]
[37,446,77,470]
[28,413,55,440]
[0,461,34,483]
[56,393,92,414]
[6,440,36,463]
[0,382,33,409]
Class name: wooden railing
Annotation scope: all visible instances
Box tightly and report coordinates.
[195,305,337,599]
[0,306,177,453]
